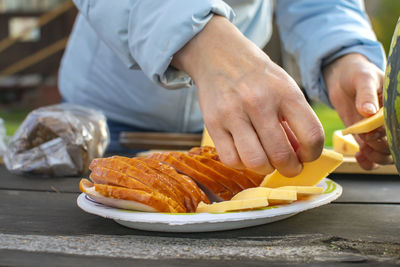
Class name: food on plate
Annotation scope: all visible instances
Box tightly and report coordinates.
[332,130,359,156]
[231,187,297,205]
[79,146,342,213]
[196,198,269,213]
[278,186,324,198]
[341,108,384,135]
[80,179,182,212]
[80,146,266,212]
[260,149,343,188]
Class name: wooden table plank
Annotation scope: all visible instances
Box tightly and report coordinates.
[330,174,400,203]
[1,190,400,241]
[1,249,383,267]
[1,190,399,264]
[0,166,81,193]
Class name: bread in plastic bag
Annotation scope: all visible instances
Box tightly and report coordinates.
[0,117,7,158]
[4,104,109,176]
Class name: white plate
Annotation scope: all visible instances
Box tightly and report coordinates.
[77,178,342,232]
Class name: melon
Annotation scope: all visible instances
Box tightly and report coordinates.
[383,17,400,173]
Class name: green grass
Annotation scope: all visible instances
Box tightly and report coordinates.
[311,102,345,147]
[0,109,30,137]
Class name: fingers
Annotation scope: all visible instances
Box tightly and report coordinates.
[355,151,378,170]
[229,119,274,175]
[359,127,390,154]
[358,143,393,165]
[242,97,303,177]
[253,118,302,177]
[354,69,382,117]
[280,97,325,163]
[206,125,245,170]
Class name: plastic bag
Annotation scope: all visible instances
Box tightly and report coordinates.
[0,118,7,157]
[5,104,109,176]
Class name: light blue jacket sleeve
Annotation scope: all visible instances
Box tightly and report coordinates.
[72,0,234,89]
[275,0,386,106]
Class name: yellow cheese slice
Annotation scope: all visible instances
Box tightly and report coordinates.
[260,149,343,188]
[341,108,384,135]
[278,186,323,198]
[196,198,269,213]
[332,130,359,156]
[231,187,297,201]
[231,187,297,205]
[201,128,215,147]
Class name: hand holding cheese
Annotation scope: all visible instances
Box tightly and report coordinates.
[341,108,384,135]
[323,53,391,170]
[172,15,325,177]
[260,149,343,188]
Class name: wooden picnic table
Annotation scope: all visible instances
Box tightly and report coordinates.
[1,161,400,266]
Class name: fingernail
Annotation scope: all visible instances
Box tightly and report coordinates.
[363,103,377,115]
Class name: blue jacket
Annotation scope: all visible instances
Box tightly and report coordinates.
[59,0,385,133]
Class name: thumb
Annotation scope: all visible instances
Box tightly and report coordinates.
[354,76,380,118]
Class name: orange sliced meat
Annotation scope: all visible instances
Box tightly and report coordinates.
[113,156,189,211]
[140,157,209,205]
[90,157,186,212]
[90,165,187,212]
[239,169,264,186]
[189,147,265,186]
[169,152,242,195]
[150,152,233,201]
[80,179,183,212]
[89,157,131,172]
[189,146,220,160]
[191,155,256,189]
[90,166,152,192]
[120,157,197,212]
[136,158,204,210]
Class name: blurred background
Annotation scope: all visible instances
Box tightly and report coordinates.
[0,0,398,146]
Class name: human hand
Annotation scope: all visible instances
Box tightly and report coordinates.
[323,53,393,169]
[172,15,324,176]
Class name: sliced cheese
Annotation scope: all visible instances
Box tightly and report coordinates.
[201,128,215,147]
[231,187,297,201]
[342,108,384,135]
[278,186,323,198]
[260,149,343,188]
[196,198,269,213]
[332,130,359,156]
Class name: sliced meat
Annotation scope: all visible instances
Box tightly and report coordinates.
[169,152,242,195]
[89,166,186,212]
[150,152,233,201]
[140,157,209,205]
[239,169,265,186]
[89,157,131,172]
[138,158,209,209]
[188,146,219,160]
[90,157,186,212]
[80,179,183,213]
[113,156,190,212]
[189,146,265,186]
[191,155,256,189]
[90,166,152,192]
